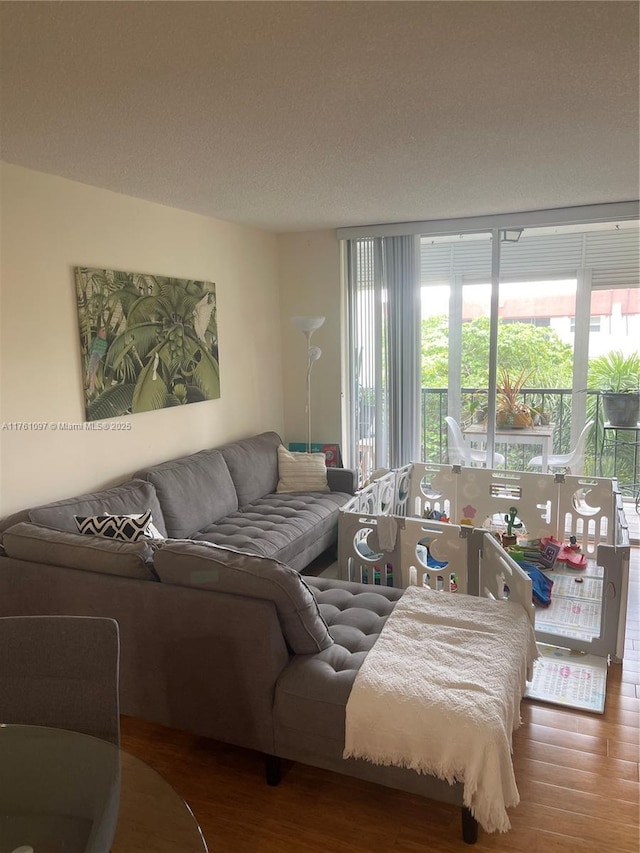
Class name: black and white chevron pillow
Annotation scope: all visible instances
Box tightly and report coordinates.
[74,510,163,541]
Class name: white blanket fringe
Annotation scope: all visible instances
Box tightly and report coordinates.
[343,585,538,834]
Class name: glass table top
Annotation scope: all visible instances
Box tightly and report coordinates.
[0,724,208,853]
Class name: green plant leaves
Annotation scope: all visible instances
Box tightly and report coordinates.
[86,384,135,420]
[587,350,640,393]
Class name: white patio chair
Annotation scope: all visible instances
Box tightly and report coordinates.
[445,416,506,467]
[528,420,594,474]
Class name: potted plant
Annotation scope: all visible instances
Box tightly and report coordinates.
[467,392,488,424]
[495,368,535,429]
[589,351,640,428]
[529,404,551,426]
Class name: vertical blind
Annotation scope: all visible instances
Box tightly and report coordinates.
[346,235,420,480]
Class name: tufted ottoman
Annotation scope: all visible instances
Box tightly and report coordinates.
[273,577,403,761]
[270,576,474,842]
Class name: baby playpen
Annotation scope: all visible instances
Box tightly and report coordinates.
[338,464,631,662]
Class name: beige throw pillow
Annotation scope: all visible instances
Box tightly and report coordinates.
[276,445,329,493]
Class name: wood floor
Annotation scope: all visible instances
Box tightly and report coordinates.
[120,545,640,852]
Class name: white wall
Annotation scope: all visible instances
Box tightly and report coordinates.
[278,230,344,454]
[0,164,283,515]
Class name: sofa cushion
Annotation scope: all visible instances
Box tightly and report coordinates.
[152,539,333,655]
[277,446,329,494]
[219,431,281,506]
[2,521,156,580]
[133,449,238,538]
[28,480,168,538]
[193,490,350,564]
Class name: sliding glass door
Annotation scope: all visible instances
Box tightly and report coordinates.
[418,222,638,473]
[344,209,639,488]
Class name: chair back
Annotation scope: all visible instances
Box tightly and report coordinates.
[0,615,120,744]
[444,416,467,465]
[566,419,595,471]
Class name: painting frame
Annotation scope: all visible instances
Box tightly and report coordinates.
[74,266,220,421]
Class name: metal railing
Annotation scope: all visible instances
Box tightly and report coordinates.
[355,387,639,499]
[419,388,639,497]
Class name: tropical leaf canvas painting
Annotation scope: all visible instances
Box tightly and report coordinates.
[75,267,220,420]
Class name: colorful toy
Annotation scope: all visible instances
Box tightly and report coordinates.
[503,507,523,538]
[540,536,587,569]
[427,510,450,523]
[557,547,587,569]
[539,539,562,569]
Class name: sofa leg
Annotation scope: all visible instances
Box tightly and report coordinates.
[461,807,478,844]
[265,754,282,786]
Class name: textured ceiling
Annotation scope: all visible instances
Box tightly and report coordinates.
[1,1,638,233]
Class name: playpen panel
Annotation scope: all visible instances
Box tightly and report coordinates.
[373,471,396,516]
[533,540,629,661]
[337,511,402,586]
[393,464,413,517]
[399,518,469,593]
[599,541,631,662]
[556,475,616,556]
[479,534,535,627]
[341,470,397,517]
[454,468,558,541]
[405,463,458,521]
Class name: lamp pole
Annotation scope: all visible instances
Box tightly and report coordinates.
[291,316,325,453]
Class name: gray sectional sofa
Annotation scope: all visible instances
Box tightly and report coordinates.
[0,431,477,843]
[0,431,355,572]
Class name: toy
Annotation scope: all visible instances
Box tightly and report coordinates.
[426,510,449,523]
[501,506,523,546]
[539,539,561,569]
[503,507,523,538]
[540,536,587,570]
[558,547,587,569]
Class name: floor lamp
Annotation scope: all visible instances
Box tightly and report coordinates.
[291,315,325,453]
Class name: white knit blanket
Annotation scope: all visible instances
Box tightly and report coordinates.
[343,585,538,833]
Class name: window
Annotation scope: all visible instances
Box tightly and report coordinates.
[571,316,602,334]
[503,317,551,327]
[341,207,639,480]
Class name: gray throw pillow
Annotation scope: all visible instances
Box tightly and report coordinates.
[153,539,333,655]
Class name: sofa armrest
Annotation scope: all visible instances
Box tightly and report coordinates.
[327,467,357,495]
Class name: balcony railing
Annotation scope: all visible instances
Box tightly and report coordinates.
[420,387,639,498]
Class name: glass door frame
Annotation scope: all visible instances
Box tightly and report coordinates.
[341,202,639,474]
[443,232,588,468]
